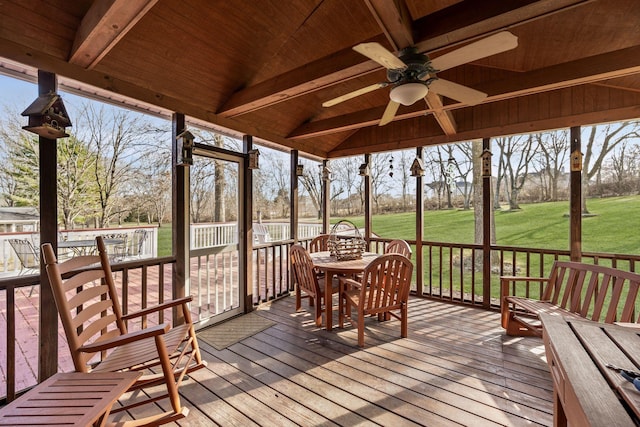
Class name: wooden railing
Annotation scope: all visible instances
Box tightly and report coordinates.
[3,236,639,402]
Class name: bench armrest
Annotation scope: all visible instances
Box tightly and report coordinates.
[79,323,170,353]
[500,276,550,299]
[121,296,193,321]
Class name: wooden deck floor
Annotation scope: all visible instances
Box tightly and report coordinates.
[124,296,554,426]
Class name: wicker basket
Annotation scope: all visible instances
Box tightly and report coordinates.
[327,220,367,260]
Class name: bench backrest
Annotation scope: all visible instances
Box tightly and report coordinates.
[543,261,640,323]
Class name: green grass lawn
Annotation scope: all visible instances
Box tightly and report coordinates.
[342,195,640,255]
[151,195,640,260]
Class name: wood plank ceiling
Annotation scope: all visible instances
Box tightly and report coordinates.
[0,0,639,159]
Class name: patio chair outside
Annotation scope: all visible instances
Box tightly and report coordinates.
[8,239,39,274]
[339,253,413,347]
[290,244,338,327]
[8,238,39,296]
[41,236,206,426]
[103,232,128,262]
[254,223,271,245]
[130,229,148,258]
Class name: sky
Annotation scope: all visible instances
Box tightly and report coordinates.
[1,74,36,108]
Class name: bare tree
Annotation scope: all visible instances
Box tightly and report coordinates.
[213,134,226,222]
[582,122,640,213]
[533,130,569,202]
[299,158,322,219]
[190,159,215,223]
[370,152,393,213]
[78,103,154,227]
[424,146,447,209]
[397,150,414,211]
[330,157,361,215]
[452,142,474,209]
[495,134,537,210]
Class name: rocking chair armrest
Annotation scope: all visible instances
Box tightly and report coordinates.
[79,323,170,353]
[121,296,193,321]
[500,276,550,298]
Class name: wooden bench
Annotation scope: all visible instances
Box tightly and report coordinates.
[501,261,640,336]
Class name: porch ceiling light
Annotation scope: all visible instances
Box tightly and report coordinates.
[389,82,428,106]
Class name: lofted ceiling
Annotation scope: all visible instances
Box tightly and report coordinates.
[0,0,639,159]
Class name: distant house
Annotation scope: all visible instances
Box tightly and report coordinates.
[0,207,39,233]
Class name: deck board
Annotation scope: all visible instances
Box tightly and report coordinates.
[140,296,553,426]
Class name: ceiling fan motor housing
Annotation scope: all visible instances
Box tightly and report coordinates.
[387,47,435,84]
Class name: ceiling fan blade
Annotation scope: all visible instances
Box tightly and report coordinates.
[430,31,518,72]
[353,42,406,70]
[379,100,400,126]
[322,82,388,107]
[429,79,487,105]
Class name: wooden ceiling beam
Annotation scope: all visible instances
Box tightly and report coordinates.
[69,0,158,69]
[363,0,457,134]
[288,45,640,140]
[413,0,593,53]
[217,39,385,118]
[217,0,591,119]
[0,37,328,158]
[425,92,457,136]
[364,0,414,51]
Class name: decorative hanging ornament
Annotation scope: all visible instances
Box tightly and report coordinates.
[446,157,456,193]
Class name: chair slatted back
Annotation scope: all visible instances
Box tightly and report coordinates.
[290,244,321,298]
[384,239,412,258]
[41,239,126,372]
[360,253,413,315]
[309,234,330,253]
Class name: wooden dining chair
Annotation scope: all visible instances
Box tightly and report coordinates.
[41,236,206,426]
[339,253,413,347]
[290,244,339,327]
[385,239,412,258]
[309,234,330,253]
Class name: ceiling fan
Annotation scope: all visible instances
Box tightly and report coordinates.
[322,31,518,126]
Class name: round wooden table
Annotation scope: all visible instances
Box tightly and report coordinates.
[309,251,379,330]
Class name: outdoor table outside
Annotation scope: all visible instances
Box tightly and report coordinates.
[0,371,140,427]
[541,314,640,427]
[58,238,124,257]
[310,250,379,331]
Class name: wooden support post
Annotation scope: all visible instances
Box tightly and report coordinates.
[290,150,299,242]
[322,159,330,234]
[364,154,372,248]
[243,135,254,311]
[482,138,492,309]
[38,70,58,382]
[570,126,582,262]
[171,113,188,325]
[415,147,424,296]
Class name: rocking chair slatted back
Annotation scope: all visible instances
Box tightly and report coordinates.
[41,236,206,425]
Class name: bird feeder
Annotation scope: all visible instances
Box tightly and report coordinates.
[248,149,260,169]
[176,130,194,166]
[410,157,425,177]
[21,92,71,138]
[481,149,492,177]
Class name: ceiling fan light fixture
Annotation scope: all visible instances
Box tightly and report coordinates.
[390,82,428,106]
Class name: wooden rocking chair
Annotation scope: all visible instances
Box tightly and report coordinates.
[41,236,206,426]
